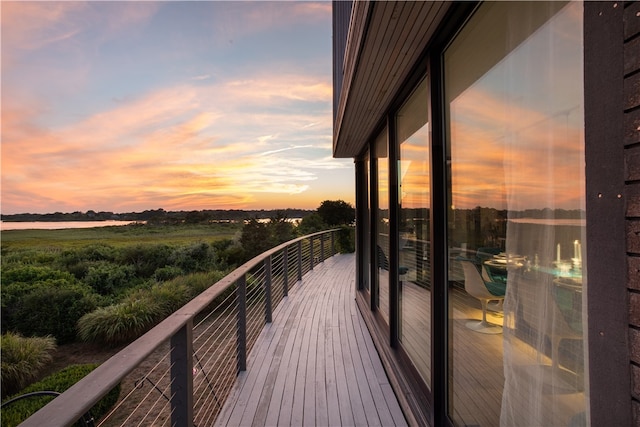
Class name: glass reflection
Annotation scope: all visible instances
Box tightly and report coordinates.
[375,128,390,322]
[445,2,587,426]
[397,77,431,385]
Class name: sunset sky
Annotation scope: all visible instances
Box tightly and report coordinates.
[1,1,354,215]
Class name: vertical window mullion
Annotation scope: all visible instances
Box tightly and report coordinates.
[370,146,379,312]
[389,116,400,348]
[429,52,449,427]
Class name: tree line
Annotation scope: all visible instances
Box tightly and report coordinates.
[1,208,315,223]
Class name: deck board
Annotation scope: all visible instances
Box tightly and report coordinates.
[215,254,407,427]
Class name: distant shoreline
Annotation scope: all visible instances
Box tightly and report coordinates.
[1,208,314,223]
[0,220,144,231]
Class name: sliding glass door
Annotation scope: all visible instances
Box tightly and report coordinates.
[444,2,587,425]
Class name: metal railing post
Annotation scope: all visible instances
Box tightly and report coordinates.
[297,241,303,281]
[170,320,194,427]
[265,256,272,323]
[283,247,289,297]
[237,275,247,372]
[320,233,325,262]
[310,236,315,270]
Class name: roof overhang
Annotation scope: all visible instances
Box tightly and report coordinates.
[333,1,451,158]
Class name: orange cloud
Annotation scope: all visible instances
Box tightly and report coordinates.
[1,72,351,213]
[449,85,584,211]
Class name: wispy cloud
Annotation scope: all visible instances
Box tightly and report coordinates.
[1,2,353,214]
[2,71,348,213]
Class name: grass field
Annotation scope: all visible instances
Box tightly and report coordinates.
[0,223,243,251]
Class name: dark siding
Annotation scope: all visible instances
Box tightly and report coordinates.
[625,1,640,423]
[332,1,352,123]
[585,1,633,425]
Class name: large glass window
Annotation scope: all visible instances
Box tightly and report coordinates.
[445,2,587,426]
[396,77,431,385]
[375,128,390,322]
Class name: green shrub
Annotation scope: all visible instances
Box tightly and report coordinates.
[1,333,56,398]
[76,244,117,262]
[169,242,216,273]
[62,260,95,280]
[77,298,162,346]
[56,244,116,278]
[1,364,120,427]
[1,249,59,266]
[118,244,173,278]
[336,226,355,253]
[153,265,183,282]
[1,266,75,287]
[83,262,136,295]
[211,239,243,269]
[2,280,99,343]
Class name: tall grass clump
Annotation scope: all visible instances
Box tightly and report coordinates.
[77,270,229,346]
[167,270,228,296]
[1,333,57,398]
[77,299,161,346]
[1,364,120,427]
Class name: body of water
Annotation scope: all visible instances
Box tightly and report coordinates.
[0,220,142,231]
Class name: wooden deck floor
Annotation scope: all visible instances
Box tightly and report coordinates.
[215,253,407,427]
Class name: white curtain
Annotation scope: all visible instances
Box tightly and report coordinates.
[500,2,587,426]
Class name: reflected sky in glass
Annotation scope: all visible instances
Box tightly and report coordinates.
[449,3,584,211]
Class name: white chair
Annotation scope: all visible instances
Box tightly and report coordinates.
[460,259,505,334]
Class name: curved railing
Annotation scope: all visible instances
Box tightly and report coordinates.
[20,229,340,427]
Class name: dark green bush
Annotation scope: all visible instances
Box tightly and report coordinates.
[118,244,173,278]
[1,333,56,398]
[240,219,274,260]
[76,243,117,262]
[2,280,99,343]
[169,242,216,273]
[336,226,356,253]
[62,260,95,280]
[1,364,120,427]
[1,266,75,287]
[211,239,243,269]
[57,243,115,264]
[153,265,183,282]
[83,262,136,295]
[297,212,328,235]
[56,244,116,278]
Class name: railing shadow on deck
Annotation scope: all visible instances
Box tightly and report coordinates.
[20,229,341,427]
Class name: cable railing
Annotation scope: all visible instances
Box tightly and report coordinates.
[19,229,339,427]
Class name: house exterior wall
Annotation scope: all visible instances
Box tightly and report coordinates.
[625,2,640,423]
[334,1,637,425]
[332,1,352,124]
